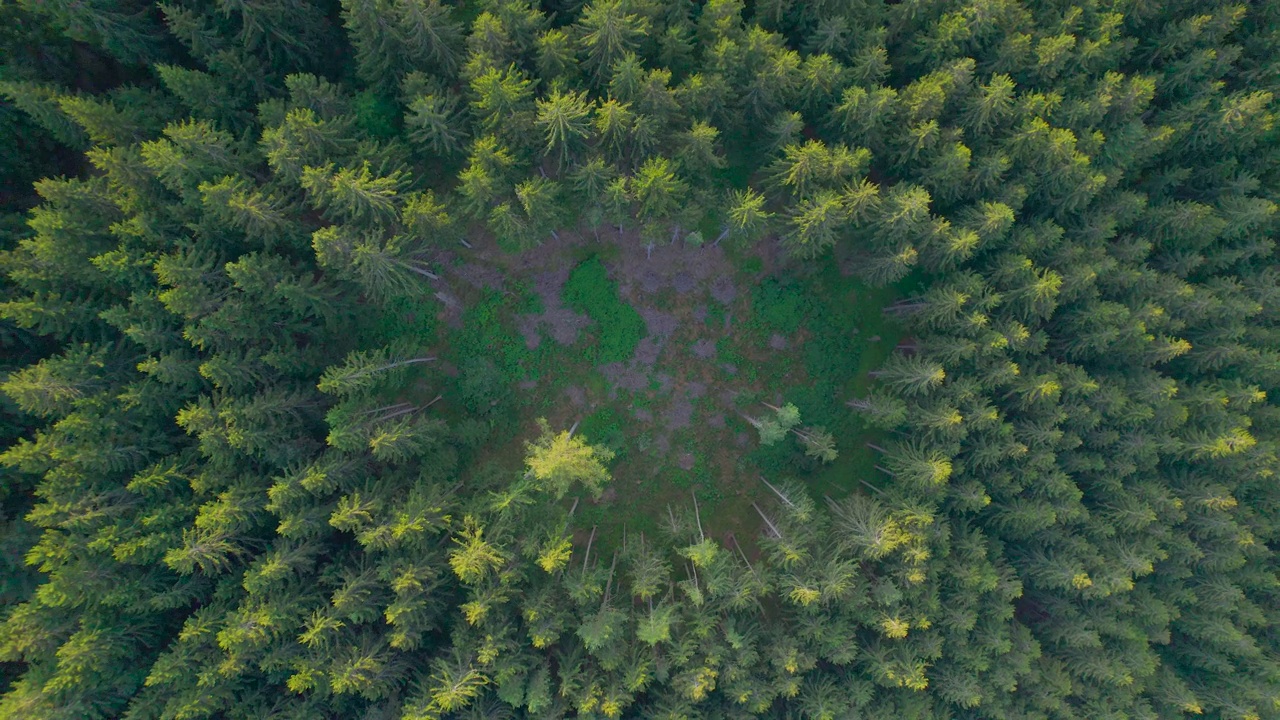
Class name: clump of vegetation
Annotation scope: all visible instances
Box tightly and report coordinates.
[456,357,506,415]
[578,406,626,460]
[563,256,645,364]
[363,292,437,349]
[452,291,534,386]
[749,277,808,334]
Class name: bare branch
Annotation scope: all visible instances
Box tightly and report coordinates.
[403,263,440,280]
[691,491,704,541]
[603,550,619,605]
[582,526,597,572]
[760,476,797,510]
[730,534,758,576]
[752,502,782,539]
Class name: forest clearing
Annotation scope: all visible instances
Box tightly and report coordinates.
[399,226,909,544]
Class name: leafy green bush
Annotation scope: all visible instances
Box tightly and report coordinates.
[457,357,506,415]
[579,406,626,460]
[804,307,861,392]
[750,277,809,334]
[748,431,805,476]
[563,257,645,364]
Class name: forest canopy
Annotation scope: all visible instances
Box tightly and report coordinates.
[1,1,1278,719]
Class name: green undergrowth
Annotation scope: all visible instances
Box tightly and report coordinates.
[577,406,628,463]
[363,292,438,349]
[451,290,537,385]
[563,256,646,364]
[749,277,807,335]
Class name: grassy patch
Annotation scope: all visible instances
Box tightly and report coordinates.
[563,257,646,364]
[739,255,764,275]
[445,283,590,403]
[725,257,912,502]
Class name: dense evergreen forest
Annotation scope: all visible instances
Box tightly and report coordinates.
[2,0,1279,718]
